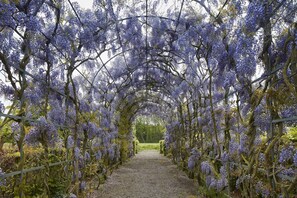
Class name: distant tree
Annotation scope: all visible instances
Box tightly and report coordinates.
[135,116,165,143]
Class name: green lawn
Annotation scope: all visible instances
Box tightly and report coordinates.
[138,143,160,152]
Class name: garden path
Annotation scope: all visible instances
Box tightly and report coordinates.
[89,150,199,198]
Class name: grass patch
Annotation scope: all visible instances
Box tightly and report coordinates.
[138,143,160,152]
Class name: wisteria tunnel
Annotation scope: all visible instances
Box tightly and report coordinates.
[0,0,297,197]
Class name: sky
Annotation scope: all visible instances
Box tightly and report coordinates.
[75,0,93,9]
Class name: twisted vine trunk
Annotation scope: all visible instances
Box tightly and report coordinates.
[262,5,279,197]
[16,31,31,198]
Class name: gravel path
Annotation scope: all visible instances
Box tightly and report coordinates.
[90,150,198,198]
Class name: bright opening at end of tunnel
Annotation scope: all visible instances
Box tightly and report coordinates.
[133,115,166,153]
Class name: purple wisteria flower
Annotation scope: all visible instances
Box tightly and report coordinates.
[84,152,90,161]
[108,147,115,160]
[100,118,110,129]
[95,150,102,160]
[82,122,98,139]
[279,146,294,164]
[188,148,201,170]
[25,117,58,147]
[216,177,228,191]
[11,122,21,142]
[48,106,66,127]
[219,166,228,178]
[67,136,74,149]
[277,167,296,181]
[74,147,80,159]
[223,71,236,88]
[255,180,271,197]
[245,1,265,32]
[80,181,86,191]
[0,102,4,113]
[205,175,212,187]
[0,168,5,186]
[255,181,263,195]
[236,174,251,189]
[229,140,239,155]
[201,161,212,175]
[0,84,14,100]
[259,153,265,163]
[221,152,229,163]
[293,152,297,167]
[188,156,196,170]
[209,177,217,189]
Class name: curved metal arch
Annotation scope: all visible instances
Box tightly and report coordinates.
[68,0,188,118]
[117,94,174,124]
